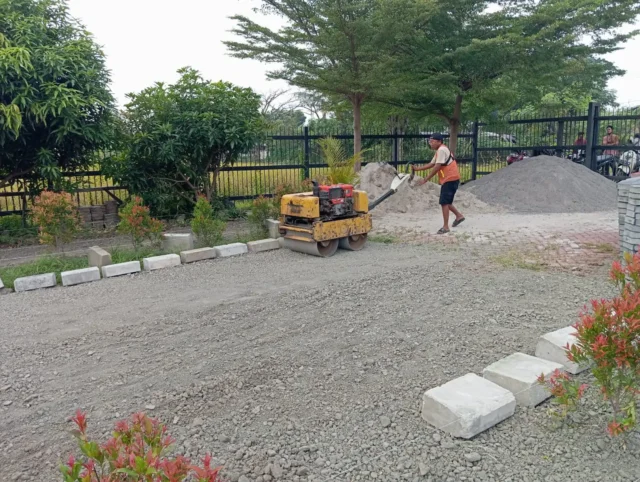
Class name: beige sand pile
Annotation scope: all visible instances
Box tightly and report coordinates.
[358,162,491,215]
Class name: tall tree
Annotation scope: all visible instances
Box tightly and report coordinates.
[225,0,385,169]
[0,0,115,190]
[376,0,640,153]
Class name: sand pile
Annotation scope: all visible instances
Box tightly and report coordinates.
[461,155,617,214]
[359,163,490,215]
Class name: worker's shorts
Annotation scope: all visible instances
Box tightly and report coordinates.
[439,180,459,206]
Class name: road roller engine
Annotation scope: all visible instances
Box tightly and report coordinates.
[279,170,413,257]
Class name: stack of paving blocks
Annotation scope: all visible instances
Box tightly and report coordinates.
[421,325,586,439]
[618,178,640,256]
[78,202,120,230]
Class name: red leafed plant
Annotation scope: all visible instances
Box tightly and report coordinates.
[540,251,640,436]
[61,410,224,481]
[31,190,81,249]
[537,369,587,419]
[117,196,163,251]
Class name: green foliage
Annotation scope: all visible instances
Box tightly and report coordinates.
[191,196,226,248]
[117,196,164,250]
[0,0,115,189]
[316,137,362,185]
[247,196,277,238]
[104,67,263,216]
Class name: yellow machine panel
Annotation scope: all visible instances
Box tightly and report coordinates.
[353,190,369,213]
[312,214,372,241]
[280,193,319,219]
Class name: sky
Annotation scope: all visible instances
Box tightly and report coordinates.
[67,0,640,108]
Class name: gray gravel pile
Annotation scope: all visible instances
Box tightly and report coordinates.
[1,245,638,482]
[462,155,618,214]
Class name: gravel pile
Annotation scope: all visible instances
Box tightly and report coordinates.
[359,163,492,215]
[1,245,638,482]
[462,155,618,214]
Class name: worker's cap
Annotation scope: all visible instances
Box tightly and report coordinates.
[430,133,445,141]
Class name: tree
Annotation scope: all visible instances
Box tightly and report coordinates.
[0,0,115,189]
[225,0,386,169]
[376,0,640,153]
[105,68,263,216]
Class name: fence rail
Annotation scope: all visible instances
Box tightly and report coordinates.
[2,102,639,216]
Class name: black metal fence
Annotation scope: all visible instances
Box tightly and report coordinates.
[1,102,639,215]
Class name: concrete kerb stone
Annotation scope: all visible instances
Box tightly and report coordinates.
[214,243,248,258]
[143,254,181,272]
[102,261,141,278]
[162,233,194,252]
[180,247,217,264]
[88,246,112,268]
[247,239,281,253]
[61,267,101,287]
[535,326,589,374]
[421,373,516,439]
[0,277,3,290]
[14,273,57,293]
[482,352,565,407]
[266,219,281,239]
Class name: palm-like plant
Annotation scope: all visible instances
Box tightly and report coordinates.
[317,137,365,185]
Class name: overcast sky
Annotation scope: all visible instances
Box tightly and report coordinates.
[67,0,640,108]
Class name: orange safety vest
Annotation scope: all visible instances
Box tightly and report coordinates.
[437,147,461,185]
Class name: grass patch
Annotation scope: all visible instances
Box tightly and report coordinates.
[0,255,88,289]
[369,234,398,244]
[109,246,168,264]
[584,242,616,254]
[492,250,544,271]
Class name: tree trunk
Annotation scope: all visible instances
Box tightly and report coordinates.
[448,94,463,155]
[352,95,363,171]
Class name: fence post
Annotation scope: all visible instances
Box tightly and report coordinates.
[303,126,310,180]
[585,102,599,171]
[471,120,479,181]
[556,120,565,158]
[392,127,399,168]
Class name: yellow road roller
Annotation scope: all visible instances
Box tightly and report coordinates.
[279,171,413,257]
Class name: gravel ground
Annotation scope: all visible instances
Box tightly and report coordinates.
[1,243,639,482]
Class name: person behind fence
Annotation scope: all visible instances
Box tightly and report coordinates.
[574,131,586,147]
[411,133,464,235]
[603,125,619,157]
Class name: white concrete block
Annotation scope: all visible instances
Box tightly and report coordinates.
[421,373,516,439]
[266,219,281,238]
[102,261,141,278]
[14,273,57,292]
[535,326,588,374]
[483,353,565,407]
[88,246,112,268]
[214,243,248,258]
[247,239,281,253]
[143,254,181,271]
[180,247,217,264]
[162,233,194,252]
[61,267,101,287]
[278,237,285,248]
[0,277,4,290]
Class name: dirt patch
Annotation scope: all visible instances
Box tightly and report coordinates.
[359,162,493,215]
[462,155,618,214]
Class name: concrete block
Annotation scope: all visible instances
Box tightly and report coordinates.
[266,219,281,239]
[247,239,281,253]
[278,237,285,248]
[180,247,217,264]
[162,233,194,252]
[88,246,112,268]
[421,373,516,439]
[0,277,3,290]
[61,267,101,287]
[214,243,248,258]
[143,254,181,271]
[14,273,56,293]
[102,261,141,278]
[535,326,588,374]
[483,353,565,407]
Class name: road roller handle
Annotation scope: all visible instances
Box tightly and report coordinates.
[368,171,414,211]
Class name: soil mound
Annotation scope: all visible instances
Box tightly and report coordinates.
[461,155,617,214]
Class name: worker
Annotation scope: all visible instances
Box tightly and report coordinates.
[603,125,619,157]
[411,133,464,234]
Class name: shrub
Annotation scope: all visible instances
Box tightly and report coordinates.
[247,195,277,238]
[537,369,587,420]
[272,179,313,211]
[316,136,364,185]
[540,251,640,436]
[117,196,164,251]
[61,410,223,481]
[30,191,81,250]
[191,196,226,247]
